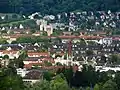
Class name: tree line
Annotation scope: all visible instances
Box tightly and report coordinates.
[0,0,120,15]
[1,64,120,90]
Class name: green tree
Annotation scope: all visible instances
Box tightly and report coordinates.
[43,71,55,81]
[110,54,120,64]
[86,87,91,90]
[3,55,9,60]
[42,31,48,36]
[0,67,24,90]
[32,80,50,90]
[9,0,22,13]
[1,30,7,34]
[0,38,8,44]
[51,30,62,36]
[15,50,27,68]
[30,29,36,34]
[56,62,63,66]
[1,75,24,90]
[102,80,117,90]
[86,50,94,56]
[0,0,120,15]
[79,38,86,45]
[44,61,52,66]
[50,75,69,90]
[114,72,120,90]
[16,36,33,43]
[9,30,14,34]
[94,84,100,90]
[63,66,73,85]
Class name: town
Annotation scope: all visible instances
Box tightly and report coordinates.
[0,10,120,90]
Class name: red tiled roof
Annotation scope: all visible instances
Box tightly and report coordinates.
[0,50,18,54]
[48,35,103,39]
[9,34,32,38]
[24,63,78,72]
[24,64,32,69]
[24,63,42,69]
[24,70,42,79]
[28,52,50,57]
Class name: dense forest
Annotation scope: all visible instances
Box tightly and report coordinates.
[0,0,120,15]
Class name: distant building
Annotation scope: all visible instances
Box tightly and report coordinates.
[17,68,29,77]
[39,19,53,36]
[19,24,24,29]
[116,12,120,19]
[27,52,50,57]
[39,19,47,31]
[44,25,53,36]
[98,38,112,45]
[96,66,120,72]
[0,50,19,59]
[23,70,43,84]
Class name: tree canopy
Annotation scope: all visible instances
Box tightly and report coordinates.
[0,0,120,15]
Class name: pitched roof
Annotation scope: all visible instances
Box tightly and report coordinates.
[24,70,43,79]
[27,52,50,57]
[0,50,18,54]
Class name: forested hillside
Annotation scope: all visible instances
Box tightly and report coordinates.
[0,0,120,15]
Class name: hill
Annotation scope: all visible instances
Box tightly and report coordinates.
[0,0,120,15]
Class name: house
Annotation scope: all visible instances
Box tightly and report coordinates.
[54,58,72,66]
[43,15,55,20]
[32,32,41,36]
[17,68,29,77]
[23,70,43,84]
[63,32,72,36]
[24,56,54,66]
[95,66,120,72]
[44,25,53,36]
[0,58,9,67]
[7,36,18,43]
[39,19,47,31]
[98,37,113,45]
[23,57,41,65]
[116,12,120,19]
[91,31,106,36]
[0,50,19,59]
[19,24,24,29]
[24,45,40,52]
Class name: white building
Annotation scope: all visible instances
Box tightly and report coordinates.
[17,68,29,77]
[95,66,120,72]
[54,58,72,66]
[39,19,47,31]
[39,19,53,36]
[19,24,24,29]
[23,79,39,84]
[44,25,53,36]
[98,38,112,45]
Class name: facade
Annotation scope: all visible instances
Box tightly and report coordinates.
[0,50,19,59]
[17,68,29,77]
[98,38,113,45]
[44,25,53,36]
